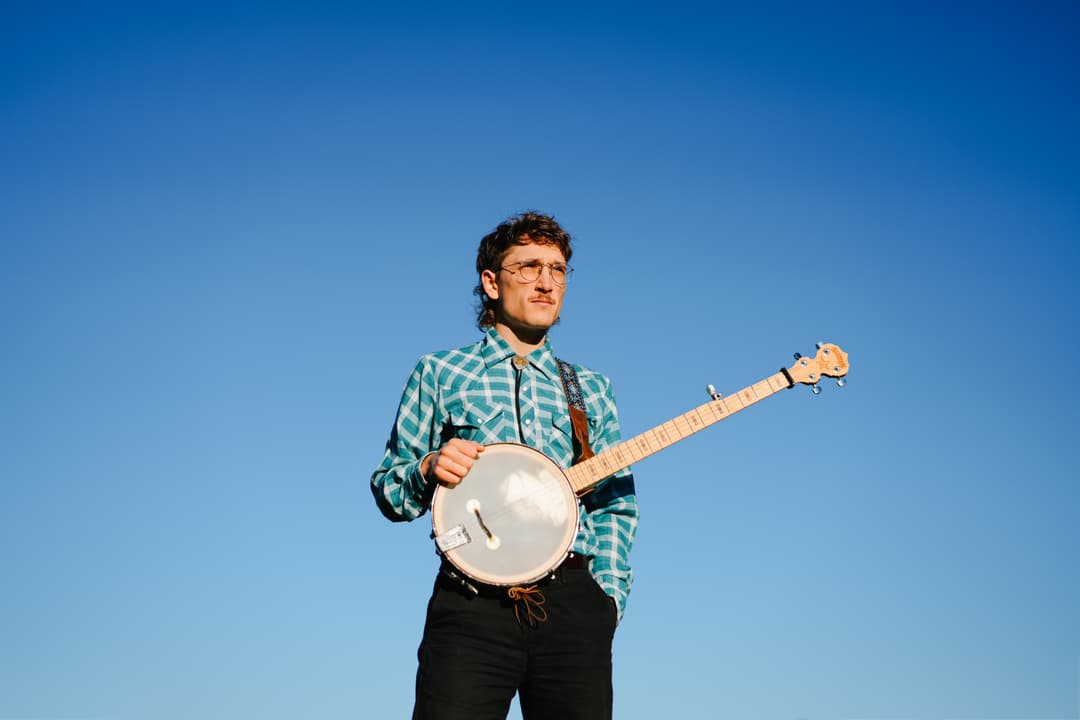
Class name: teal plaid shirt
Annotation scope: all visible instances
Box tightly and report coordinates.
[371,329,638,619]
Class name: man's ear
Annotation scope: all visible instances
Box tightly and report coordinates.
[480,269,499,300]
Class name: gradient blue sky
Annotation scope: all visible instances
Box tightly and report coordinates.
[3,3,1078,719]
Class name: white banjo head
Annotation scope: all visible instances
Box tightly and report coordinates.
[431,443,579,586]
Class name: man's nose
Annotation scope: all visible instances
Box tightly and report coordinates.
[534,266,555,289]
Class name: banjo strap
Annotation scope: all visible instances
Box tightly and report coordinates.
[555,358,595,464]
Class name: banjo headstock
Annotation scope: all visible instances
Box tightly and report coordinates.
[787,342,849,391]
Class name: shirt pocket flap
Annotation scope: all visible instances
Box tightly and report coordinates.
[549,408,573,440]
[445,398,507,444]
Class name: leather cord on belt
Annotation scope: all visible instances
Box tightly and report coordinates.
[507,585,547,627]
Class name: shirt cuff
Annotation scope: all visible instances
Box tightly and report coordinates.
[405,453,435,502]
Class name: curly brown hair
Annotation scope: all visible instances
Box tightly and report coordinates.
[473,211,574,330]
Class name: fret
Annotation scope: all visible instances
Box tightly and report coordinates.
[610,445,629,468]
[609,444,630,468]
[725,390,743,414]
[639,427,656,451]
[668,420,684,441]
[666,420,683,440]
[567,465,586,493]
[657,420,680,446]
[704,401,723,422]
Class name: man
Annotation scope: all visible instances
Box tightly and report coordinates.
[371,211,638,720]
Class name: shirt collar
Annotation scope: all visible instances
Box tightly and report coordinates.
[481,328,559,381]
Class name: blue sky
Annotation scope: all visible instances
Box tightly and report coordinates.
[3,2,1078,719]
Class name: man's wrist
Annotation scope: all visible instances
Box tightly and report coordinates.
[419,451,437,484]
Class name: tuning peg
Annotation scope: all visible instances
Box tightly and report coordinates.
[793,352,802,360]
[811,384,822,395]
[815,341,825,350]
[836,378,847,388]
[706,384,722,401]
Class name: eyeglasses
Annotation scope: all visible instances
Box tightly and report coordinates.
[499,260,574,286]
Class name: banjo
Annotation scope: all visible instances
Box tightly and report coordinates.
[431,342,849,586]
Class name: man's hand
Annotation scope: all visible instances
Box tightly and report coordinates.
[422,438,484,487]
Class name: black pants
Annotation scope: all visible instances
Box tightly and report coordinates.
[412,566,618,720]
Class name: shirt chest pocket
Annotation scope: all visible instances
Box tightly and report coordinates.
[537,407,576,463]
[443,398,512,446]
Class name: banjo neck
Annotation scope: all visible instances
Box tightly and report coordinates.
[565,344,849,496]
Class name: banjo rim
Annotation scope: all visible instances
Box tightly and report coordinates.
[430,442,579,586]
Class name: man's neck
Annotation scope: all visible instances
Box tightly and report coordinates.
[493,323,547,357]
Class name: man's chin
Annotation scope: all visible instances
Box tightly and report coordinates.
[529,313,560,330]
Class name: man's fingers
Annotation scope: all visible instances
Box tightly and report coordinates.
[438,454,472,479]
[449,438,484,457]
[434,467,462,486]
[429,440,485,487]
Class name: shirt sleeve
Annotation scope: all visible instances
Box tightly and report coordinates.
[580,372,639,622]
[371,357,440,522]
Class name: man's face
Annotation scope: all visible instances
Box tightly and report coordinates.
[482,241,568,338]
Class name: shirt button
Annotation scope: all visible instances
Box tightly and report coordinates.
[524,418,532,425]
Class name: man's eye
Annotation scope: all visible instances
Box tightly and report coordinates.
[522,261,543,270]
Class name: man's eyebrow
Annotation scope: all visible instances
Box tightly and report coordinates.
[511,257,565,265]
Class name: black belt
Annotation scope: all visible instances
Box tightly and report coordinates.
[558,552,590,571]
[438,553,591,598]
